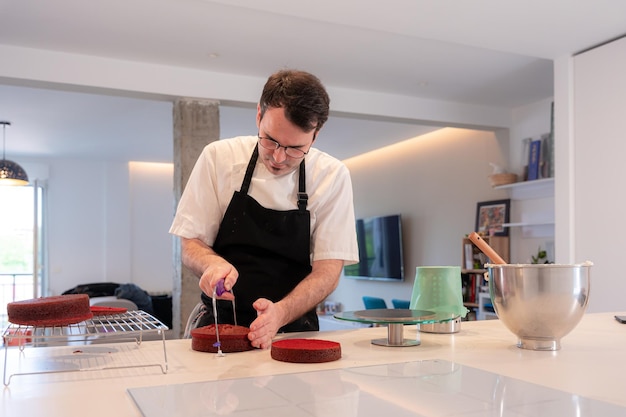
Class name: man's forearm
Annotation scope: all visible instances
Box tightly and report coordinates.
[277,259,343,326]
[181,237,220,278]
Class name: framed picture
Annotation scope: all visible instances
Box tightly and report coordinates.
[475,199,510,237]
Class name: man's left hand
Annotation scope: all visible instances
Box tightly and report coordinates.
[248,298,285,349]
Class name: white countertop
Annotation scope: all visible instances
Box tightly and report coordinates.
[2,312,626,416]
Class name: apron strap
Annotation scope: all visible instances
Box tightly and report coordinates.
[297,160,308,211]
[240,145,259,195]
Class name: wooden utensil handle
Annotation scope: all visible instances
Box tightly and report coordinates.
[468,232,507,265]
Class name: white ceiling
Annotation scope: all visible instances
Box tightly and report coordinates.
[0,0,625,161]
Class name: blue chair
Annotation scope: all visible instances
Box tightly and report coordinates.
[391,299,410,309]
[362,296,387,309]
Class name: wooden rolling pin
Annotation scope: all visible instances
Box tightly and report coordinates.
[468,232,507,265]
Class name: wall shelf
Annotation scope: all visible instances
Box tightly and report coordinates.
[502,221,555,238]
[495,178,555,239]
[494,177,554,200]
[502,221,553,227]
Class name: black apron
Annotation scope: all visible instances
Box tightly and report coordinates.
[199,145,318,332]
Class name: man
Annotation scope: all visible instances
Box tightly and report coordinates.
[170,69,358,349]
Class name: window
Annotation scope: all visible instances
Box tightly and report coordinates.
[0,184,46,327]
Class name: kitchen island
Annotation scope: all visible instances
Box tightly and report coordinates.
[2,312,625,416]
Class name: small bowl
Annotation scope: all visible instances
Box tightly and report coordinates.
[486,262,592,351]
[488,173,517,187]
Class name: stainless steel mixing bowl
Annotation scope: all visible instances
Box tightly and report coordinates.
[486,262,592,351]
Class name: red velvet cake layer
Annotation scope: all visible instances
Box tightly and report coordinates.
[7,294,93,327]
[271,338,341,363]
[191,324,254,353]
[90,306,128,316]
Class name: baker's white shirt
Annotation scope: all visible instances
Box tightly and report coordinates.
[169,136,359,264]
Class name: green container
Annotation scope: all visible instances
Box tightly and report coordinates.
[410,266,469,318]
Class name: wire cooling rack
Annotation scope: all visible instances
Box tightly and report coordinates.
[2,310,169,385]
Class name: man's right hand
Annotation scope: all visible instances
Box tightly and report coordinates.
[181,237,238,299]
[198,260,238,300]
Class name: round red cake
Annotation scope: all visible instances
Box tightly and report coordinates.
[271,338,341,363]
[7,294,93,327]
[191,324,254,353]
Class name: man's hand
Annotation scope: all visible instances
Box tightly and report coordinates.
[247,259,344,348]
[181,237,238,299]
[248,298,286,349]
[198,259,238,300]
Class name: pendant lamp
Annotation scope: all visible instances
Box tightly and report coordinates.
[0,121,29,186]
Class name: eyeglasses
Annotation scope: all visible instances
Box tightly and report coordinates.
[257,134,310,159]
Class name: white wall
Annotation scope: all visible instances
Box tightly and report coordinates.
[569,36,626,312]
[46,159,109,294]
[508,98,555,263]
[330,127,510,311]
[21,157,175,296]
[104,161,132,287]
[129,162,175,293]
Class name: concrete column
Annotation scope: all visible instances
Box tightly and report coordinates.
[172,98,220,337]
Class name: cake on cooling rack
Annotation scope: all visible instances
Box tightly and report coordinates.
[90,306,128,316]
[7,294,93,327]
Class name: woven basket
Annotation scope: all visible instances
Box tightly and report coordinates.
[488,173,517,187]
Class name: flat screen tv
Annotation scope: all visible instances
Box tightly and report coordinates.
[344,214,404,281]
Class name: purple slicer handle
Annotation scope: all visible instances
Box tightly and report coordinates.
[215,279,230,296]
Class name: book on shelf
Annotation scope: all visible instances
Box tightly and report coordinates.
[527,138,542,181]
[462,272,488,304]
[549,101,555,178]
[540,132,553,179]
[464,243,474,270]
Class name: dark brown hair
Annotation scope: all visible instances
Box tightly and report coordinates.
[259,69,330,133]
